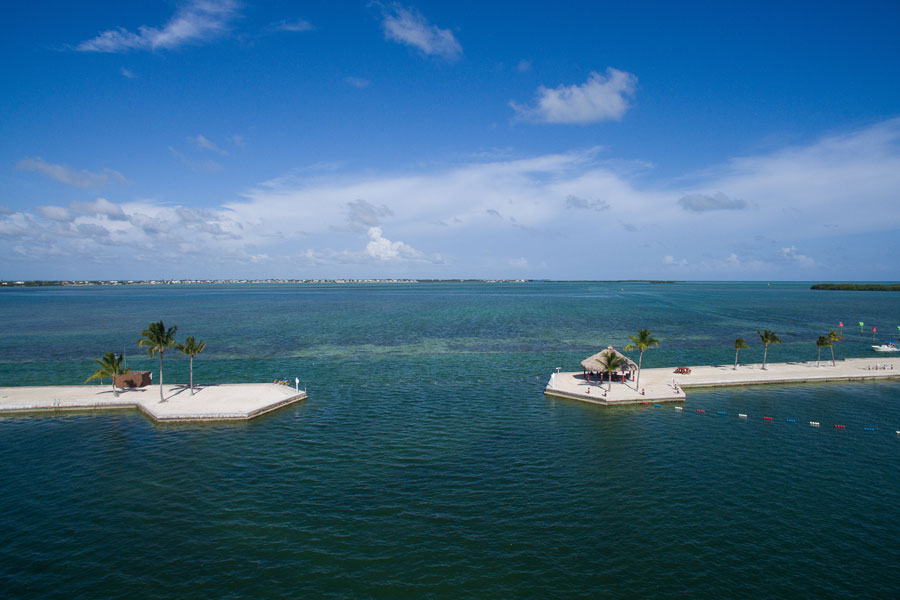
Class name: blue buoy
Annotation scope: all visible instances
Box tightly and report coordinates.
[717,410,726,415]
[654,404,661,407]
[864,427,875,431]
[786,418,796,423]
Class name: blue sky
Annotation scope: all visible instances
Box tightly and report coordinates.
[3,1,900,280]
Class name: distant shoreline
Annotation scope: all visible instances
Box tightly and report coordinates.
[811,283,900,292]
[0,279,681,287]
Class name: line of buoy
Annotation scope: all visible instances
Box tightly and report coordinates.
[654,404,661,407]
[675,408,899,434]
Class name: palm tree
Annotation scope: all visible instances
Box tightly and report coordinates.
[733,338,750,370]
[85,352,130,396]
[827,329,840,366]
[138,320,178,402]
[177,335,206,395]
[757,329,782,370]
[816,335,829,367]
[596,350,626,392]
[624,329,659,391]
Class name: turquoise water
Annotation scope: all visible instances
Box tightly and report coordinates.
[1,282,899,598]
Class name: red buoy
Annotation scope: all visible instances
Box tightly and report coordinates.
[763,416,773,421]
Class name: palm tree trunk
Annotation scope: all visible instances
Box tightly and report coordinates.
[762,344,768,370]
[830,346,835,367]
[817,347,821,367]
[636,351,643,390]
[734,349,739,370]
[190,355,194,394]
[159,353,164,402]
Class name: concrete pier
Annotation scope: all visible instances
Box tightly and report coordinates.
[545,357,900,405]
[0,383,307,422]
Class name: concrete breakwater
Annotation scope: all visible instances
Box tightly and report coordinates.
[0,383,307,422]
[545,357,900,405]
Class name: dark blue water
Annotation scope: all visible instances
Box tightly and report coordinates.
[1,282,898,598]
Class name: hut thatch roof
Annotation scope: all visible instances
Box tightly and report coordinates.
[581,346,638,372]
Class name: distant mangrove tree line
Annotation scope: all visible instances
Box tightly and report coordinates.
[811,283,900,292]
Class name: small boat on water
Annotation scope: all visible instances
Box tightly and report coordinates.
[872,341,898,352]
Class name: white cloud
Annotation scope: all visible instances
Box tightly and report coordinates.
[4,119,900,279]
[16,157,131,188]
[510,68,638,124]
[365,226,424,260]
[781,245,815,267]
[188,134,229,155]
[71,197,129,221]
[517,60,531,73]
[36,206,72,222]
[76,0,239,53]
[381,4,461,61]
[120,67,137,78]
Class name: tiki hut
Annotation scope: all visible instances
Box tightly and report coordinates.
[581,346,638,383]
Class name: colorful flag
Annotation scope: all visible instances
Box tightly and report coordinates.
[839,322,843,327]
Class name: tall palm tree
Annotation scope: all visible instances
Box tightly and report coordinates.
[596,350,626,392]
[757,329,782,370]
[816,335,829,367]
[624,329,659,390]
[827,329,840,366]
[733,338,750,370]
[85,352,130,396]
[138,320,178,402]
[177,335,206,395]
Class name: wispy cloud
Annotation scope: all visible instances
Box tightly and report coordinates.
[16,157,132,188]
[267,18,313,33]
[381,4,461,61]
[188,134,229,155]
[510,68,638,124]
[76,0,240,53]
[344,76,371,88]
[120,67,137,78]
[677,192,747,212]
[168,146,222,172]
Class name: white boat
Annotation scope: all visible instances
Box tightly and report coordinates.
[872,342,898,352]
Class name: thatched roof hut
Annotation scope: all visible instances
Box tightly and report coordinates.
[581,346,638,373]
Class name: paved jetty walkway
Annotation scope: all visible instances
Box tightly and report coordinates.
[546,357,900,405]
[0,383,307,422]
